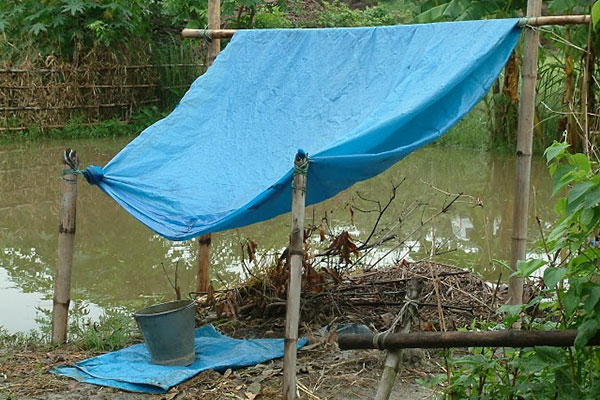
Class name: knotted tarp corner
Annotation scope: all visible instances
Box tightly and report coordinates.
[83,19,521,240]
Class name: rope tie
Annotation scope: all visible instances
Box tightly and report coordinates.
[373,290,420,350]
[292,149,309,190]
[293,156,309,176]
[61,148,105,185]
[62,149,81,181]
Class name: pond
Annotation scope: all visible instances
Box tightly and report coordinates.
[0,137,555,333]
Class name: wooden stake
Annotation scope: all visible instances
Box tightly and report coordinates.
[283,151,308,400]
[51,149,79,344]
[195,0,222,294]
[509,0,542,307]
[374,278,423,400]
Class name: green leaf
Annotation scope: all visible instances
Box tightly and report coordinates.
[514,259,546,278]
[583,187,600,208]
[575,319,599,349]
[593,1,600,30]
[498,304,524,317]
[568,181,596,204]
[534,346,564,363]
[563,289,579,317]
[62,0,86,16]
[549,0,573,13]
[544,141,569,163]
[572,153,591,173]
[29,22,47,35]
[415,3,450,22]
[552,164,578,197]
[581,207,595,227]
[543,267,567,289]
[584,286,600,313]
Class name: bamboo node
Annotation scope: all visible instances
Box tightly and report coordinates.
[59,224,76,235]
[53,298,70,307]
[516,150,532,157]
[198,236,212,246]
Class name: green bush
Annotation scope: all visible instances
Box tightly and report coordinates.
[428,142,600,398]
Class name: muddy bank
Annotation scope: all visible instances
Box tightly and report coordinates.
[2,261,505,399]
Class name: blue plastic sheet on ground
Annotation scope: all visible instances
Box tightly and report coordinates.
[83,20,521,240]
[51,325,308,394]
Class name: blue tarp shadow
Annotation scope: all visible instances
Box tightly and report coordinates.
[52,325,308,394]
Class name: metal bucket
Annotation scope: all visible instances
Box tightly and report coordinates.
[134,299,196,366]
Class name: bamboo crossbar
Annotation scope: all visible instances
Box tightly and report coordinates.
[182,28,237,39]
[0,84,191,90]
[518,15,590,26]
[0,64,204,74]
[338,330,600,350]
[181,15,591,40]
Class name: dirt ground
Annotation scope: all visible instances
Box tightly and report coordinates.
[0,339,438,400]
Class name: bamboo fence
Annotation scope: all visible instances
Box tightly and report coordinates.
[0,62,205,133]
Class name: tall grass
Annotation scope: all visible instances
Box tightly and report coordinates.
[434,108,490,150]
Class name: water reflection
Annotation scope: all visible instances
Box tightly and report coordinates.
[0,139,555,332]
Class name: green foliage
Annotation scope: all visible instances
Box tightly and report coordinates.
[313,2,408,27]
[432,143,600,398]
[415,0,527,23]
[161,0,208,29]
[252,7,293,29]
[593,1,600,30]
[0,0,151,60]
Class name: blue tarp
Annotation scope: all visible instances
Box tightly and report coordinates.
[52,325,309,393]
[83,20,521,240]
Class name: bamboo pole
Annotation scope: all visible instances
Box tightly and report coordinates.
[374,278,423,400]
[508,0,542,307]
[339,329,600,350]
[207,0,222,65]
[51,149,79,344]
[197,234,211,292]
[195,0,222,295]
[283,151,308,400]
[181,15,591,40]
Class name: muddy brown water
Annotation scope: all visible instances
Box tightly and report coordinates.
[0,138,555,333]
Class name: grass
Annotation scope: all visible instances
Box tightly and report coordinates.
[0,106,167,144]
[1,304,141,352]
[433,108,491,150]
